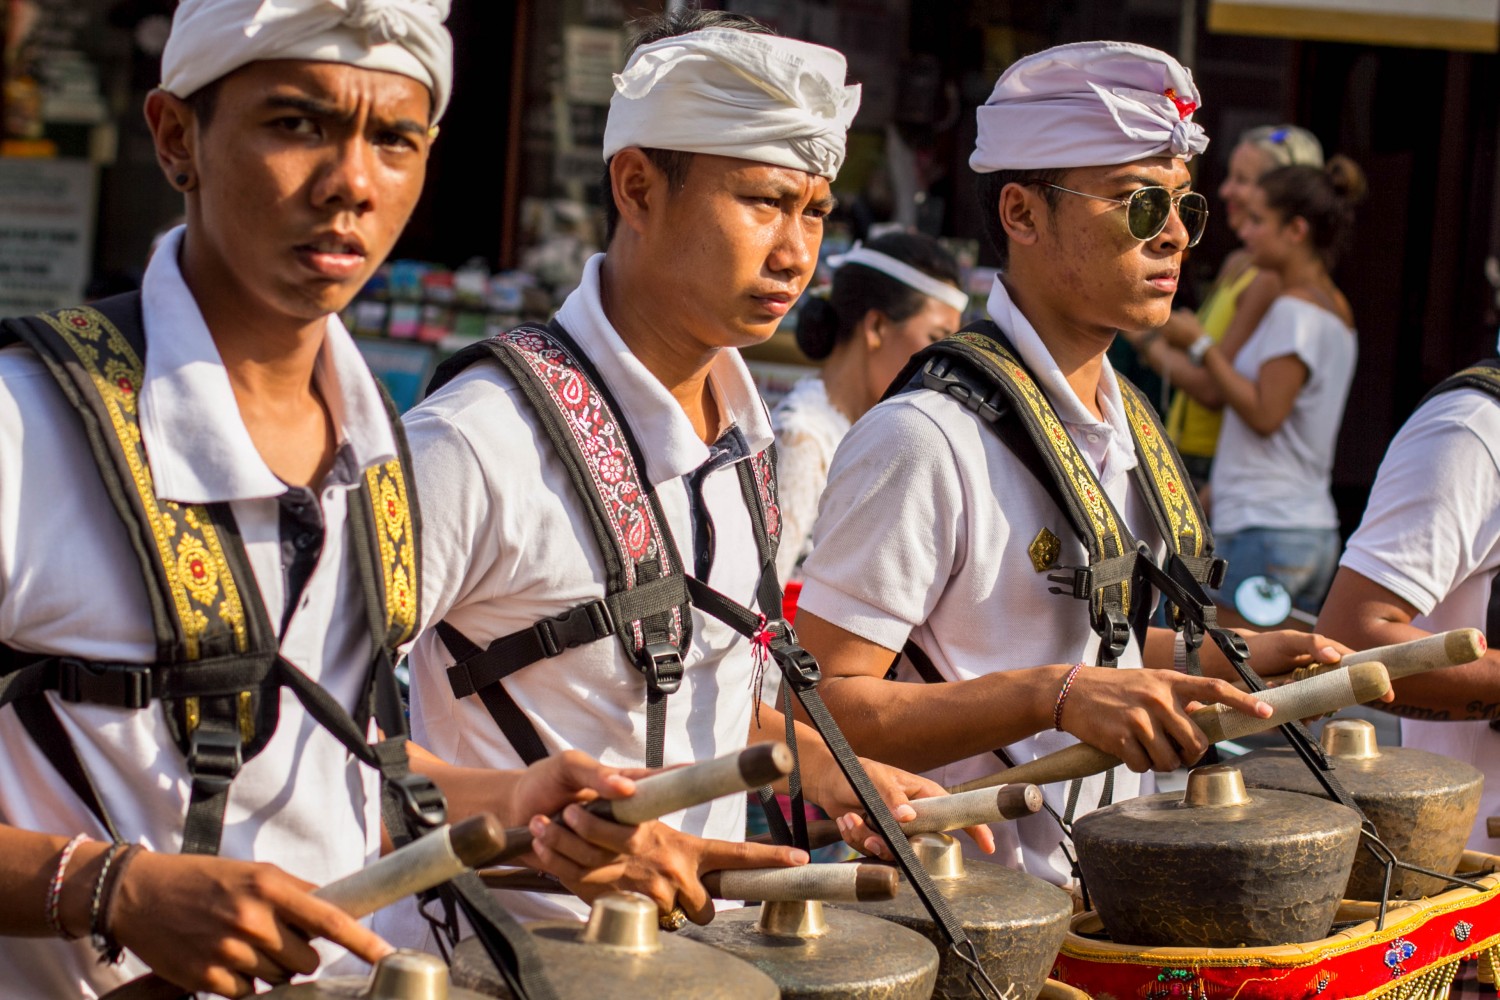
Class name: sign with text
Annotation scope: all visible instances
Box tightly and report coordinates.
[0,158,97,317]
[1209,0,1500,51]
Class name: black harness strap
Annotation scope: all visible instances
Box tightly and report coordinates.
[426,323,691,770]
[1,297,552,998]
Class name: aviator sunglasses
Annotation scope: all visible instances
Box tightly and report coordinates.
[1037,183,1210,247]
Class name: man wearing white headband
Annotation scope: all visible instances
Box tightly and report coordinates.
[397,9,981,935]
[795,41,1352,884]
[0,2,647,996]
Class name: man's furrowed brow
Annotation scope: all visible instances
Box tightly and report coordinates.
[263,95,426,136]
[813,194,838,214]
[1115,172,1193,192]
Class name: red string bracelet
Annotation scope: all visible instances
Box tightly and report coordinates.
[1053,662,1085,732]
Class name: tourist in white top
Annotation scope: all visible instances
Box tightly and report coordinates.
[1165,157,1366,617]
[796,41,1351,883]
[0,4,646,996]
[773,232,965,582]
[399,11,974,931]
[1319,384,1500,847]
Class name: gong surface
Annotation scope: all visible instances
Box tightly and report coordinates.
[1074,786,1361,948]
[450,921,780,1000]
[838,857,1071,1000]
[680,904,939,1000]
[1236,744,1483,900]
[267,977,489,999]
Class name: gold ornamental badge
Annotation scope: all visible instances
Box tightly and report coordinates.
[1029,527,1061,573]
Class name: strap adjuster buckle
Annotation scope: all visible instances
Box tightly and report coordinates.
[772,645,822,690]
[536,601,614,658]
[1207,557,1229,590]
[187,726,243,791]
[1047,566,1091,600]
[1097,609,1132,662]
[57,659,153,709]
[391,772,447,830]
[640,642,683,696]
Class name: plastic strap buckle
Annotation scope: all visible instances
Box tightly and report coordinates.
[186,726,243,793]
[640,643,683,696]
[56,659,153,709]
[535,600,614,659]
[1047,565,1092,601]
[390,771,448,830]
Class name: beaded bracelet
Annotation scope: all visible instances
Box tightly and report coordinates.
[87,844,126,959]
[45,834,92,939]
[92,843,142,965]
[1053,662,1085,732]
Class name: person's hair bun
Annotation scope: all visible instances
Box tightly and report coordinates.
[1325,155,1367,206]
[795,296,840,361]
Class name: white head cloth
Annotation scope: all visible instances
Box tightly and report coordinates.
[828,243,969,313]
[160,0,454,121]
[971,40,1208,173]
[602,28,861,181]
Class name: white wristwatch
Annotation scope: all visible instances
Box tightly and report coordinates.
[1187,334,1215,366]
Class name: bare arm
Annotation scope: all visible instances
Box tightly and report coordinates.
[1141,270,1284,409]
[1318,567,1500,720]
[1199,346,1307,436]
[797,611,1271,776]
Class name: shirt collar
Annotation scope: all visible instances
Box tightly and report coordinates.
[138,226,398,504]
[984,275,1137,475]
[554,254,775,486]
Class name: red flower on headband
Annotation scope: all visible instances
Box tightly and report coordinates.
[1164,88,1197,120]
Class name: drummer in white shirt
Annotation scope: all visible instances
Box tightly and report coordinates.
[796,41,1351,884]
[399,10,980,932]
[0,3,645,996]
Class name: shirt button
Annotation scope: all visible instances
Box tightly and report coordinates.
[294,531,318,551]
[1087,433,1100,443]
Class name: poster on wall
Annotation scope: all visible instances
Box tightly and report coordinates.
[0,158,97,316]
[1209,0,1500,52]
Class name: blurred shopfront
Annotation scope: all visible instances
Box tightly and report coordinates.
[5,0,1500,526]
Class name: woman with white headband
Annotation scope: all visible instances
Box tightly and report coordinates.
[774,232,966,583]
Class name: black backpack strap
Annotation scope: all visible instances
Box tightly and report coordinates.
[425,324,691,769]
[891,321,1139,666]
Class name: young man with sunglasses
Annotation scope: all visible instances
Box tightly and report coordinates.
[794,41,1350,883]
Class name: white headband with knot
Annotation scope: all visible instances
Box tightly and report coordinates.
[602,28,861,181]
[161,0,454,121]
[971,40,1208,174]
[828,244,969,313]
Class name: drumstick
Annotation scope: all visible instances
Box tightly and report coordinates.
[481,862,900,903]
[747,783,1042,849]
[948,661,1392,793]
[1288,628,1485,683]
[106,813,514,1000]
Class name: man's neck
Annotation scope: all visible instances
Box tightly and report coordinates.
[599,253,722,443]
[1001,273,1110,421]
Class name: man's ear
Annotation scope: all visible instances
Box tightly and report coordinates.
[609,147,664,239]
[144,89,199,193]
[999,182,1046,251]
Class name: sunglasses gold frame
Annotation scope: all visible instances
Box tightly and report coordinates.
[1037,183,1209,247]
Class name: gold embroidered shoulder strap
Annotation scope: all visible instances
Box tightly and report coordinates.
[13,299,256,662]
[904,324,1140,663]
[1118,378,1210,561]
[1421,360,1500,410]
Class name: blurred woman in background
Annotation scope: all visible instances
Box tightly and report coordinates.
[773,232,966,583]
[1169,156,1367,617]
[1131,125,1324,487]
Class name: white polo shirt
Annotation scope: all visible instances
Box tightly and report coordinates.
[0,227,390,997]
[399,254,774,922]
[798,277,1163,886]
[1339,387,1500,847]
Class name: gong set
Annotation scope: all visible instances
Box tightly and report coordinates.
[228,630,1500,1000]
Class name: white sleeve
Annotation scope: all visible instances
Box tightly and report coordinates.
[797,400,967,651]
[1247,298,1325,375]
[403,401,505,636]
[771,421,829,583]
[1340,393,1500,615]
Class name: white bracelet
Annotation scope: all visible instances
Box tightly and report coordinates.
[1187,334,1214,366]
[1172,630,1188,672]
